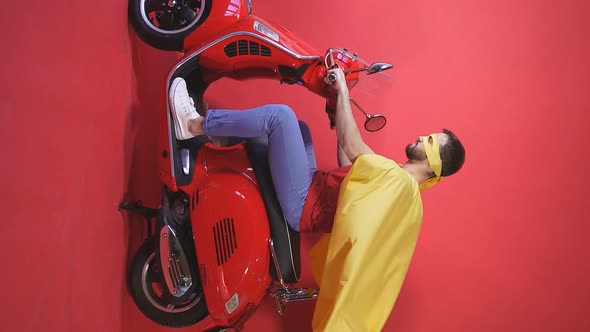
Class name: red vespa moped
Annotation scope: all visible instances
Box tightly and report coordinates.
[120,0,393,330]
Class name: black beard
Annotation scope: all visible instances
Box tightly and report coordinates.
[405,142,426,161]
[405,142,418,159]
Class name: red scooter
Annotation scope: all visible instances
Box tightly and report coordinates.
[120,0,393,330]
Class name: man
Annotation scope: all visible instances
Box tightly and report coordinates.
[300,68,465,235]
[171,68,465,331]
[301,68,465,331]
[170,68,464,234]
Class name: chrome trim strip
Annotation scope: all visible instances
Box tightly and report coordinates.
[269,239,286,289]
[165,31,320,184]
[181,148,190,175]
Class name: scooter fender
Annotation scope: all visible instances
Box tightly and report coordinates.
[189,142,272,325]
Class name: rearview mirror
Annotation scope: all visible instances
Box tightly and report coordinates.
[366,62,393,75]
[364,115,387,132]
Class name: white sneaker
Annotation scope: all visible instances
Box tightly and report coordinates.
[170,77,201,140]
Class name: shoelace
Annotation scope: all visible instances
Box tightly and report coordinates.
[178,94,196,116]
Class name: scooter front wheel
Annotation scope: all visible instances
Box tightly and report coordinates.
[128,238,208,327]
[128,0,212,51]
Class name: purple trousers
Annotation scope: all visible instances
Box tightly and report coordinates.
[203,104,317,231]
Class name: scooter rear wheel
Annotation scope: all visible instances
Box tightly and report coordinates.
[128,238,208,327]
[128,0,212,51]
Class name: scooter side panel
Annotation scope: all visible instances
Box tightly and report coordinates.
[190,143,272,325]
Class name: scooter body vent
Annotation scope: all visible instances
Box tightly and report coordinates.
[213,217,238,266]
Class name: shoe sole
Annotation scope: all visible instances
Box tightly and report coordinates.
[169,78,187,140]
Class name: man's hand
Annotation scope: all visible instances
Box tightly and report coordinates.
[325,68,347,129]
[324,68,349,96]
[322,68,374,162]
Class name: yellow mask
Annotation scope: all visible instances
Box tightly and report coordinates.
[419,134,443,191]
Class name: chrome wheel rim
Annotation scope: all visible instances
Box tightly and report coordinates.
[140,0,207,34]
[141,251,201,313]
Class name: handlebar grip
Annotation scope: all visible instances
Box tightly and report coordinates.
[328,72,336,82]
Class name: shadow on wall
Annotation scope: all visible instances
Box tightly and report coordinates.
[119,22,182,332]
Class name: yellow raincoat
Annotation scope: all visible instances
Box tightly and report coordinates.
[310,154,423,332]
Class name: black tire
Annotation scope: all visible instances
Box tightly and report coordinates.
[128,0,213,51]
[128,238,208,327]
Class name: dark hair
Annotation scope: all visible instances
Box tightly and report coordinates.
[440,128,465,177]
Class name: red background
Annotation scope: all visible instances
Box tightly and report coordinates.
[1,0,589,331]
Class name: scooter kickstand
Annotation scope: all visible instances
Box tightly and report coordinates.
[118,192,159,237]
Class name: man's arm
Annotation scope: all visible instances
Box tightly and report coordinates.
[337,141,352,167]
[326,69,374,162]
[327,110,353,167]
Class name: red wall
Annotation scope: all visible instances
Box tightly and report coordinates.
[1,0,588,331]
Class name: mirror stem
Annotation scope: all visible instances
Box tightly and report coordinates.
[344,68,369,75]
[348,98,370,117]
